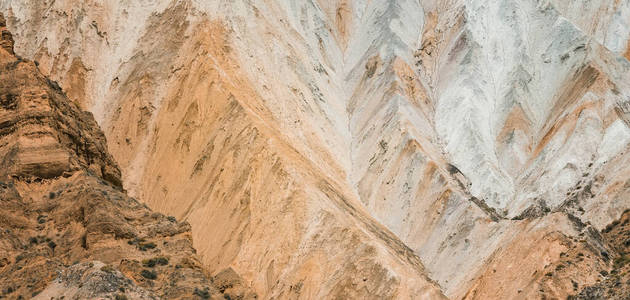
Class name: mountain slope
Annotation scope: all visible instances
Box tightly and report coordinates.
[0,15,254,299]
[2,0,630,299]
[0,3,446,299]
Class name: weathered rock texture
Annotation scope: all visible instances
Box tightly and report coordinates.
[1,0,630,299]
[0,17,254,300]
[572,209,630,299]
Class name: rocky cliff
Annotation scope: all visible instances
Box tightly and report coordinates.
[0,15,254,299]
[1,0,630,299]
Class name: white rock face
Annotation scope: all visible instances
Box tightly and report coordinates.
[2,0,630,298]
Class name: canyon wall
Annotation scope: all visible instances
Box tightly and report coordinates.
[2,0,630,299]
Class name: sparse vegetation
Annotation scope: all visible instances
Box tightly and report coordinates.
[614,255,630,268]
[138,242,156,251]
[15,254,26,263]
[193,287,211,299]
[142,256,169,267]
[128,237,145,245]
[128,238,157,251]
[115,294,128,300]
[571,280,578,290]
[603,220,620,233]
[140,269,157,280]
[555,264,565,271]
[100,265,115,273]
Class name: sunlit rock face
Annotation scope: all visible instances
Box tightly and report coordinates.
[2,0,630,298]
[0,18,254,299]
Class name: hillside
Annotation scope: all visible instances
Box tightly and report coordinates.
[1,0,630,299]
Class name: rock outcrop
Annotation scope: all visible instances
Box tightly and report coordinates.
[0,16,254,300]
[573,209,630,299]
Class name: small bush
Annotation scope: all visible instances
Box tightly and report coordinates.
[614,255,630,268]
[140,269,157,280]
[156,257,168,265]
[15,254,26,263]
[193,287,211,299]
[47,241,57,250]
[142,257,169,267]
[138,242,156,251]
[167,216,177,222]
[555,264,565,271]
[115,294,128,300]
[142,259,156,268]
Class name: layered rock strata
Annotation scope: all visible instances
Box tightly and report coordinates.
[0,16,254,299]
